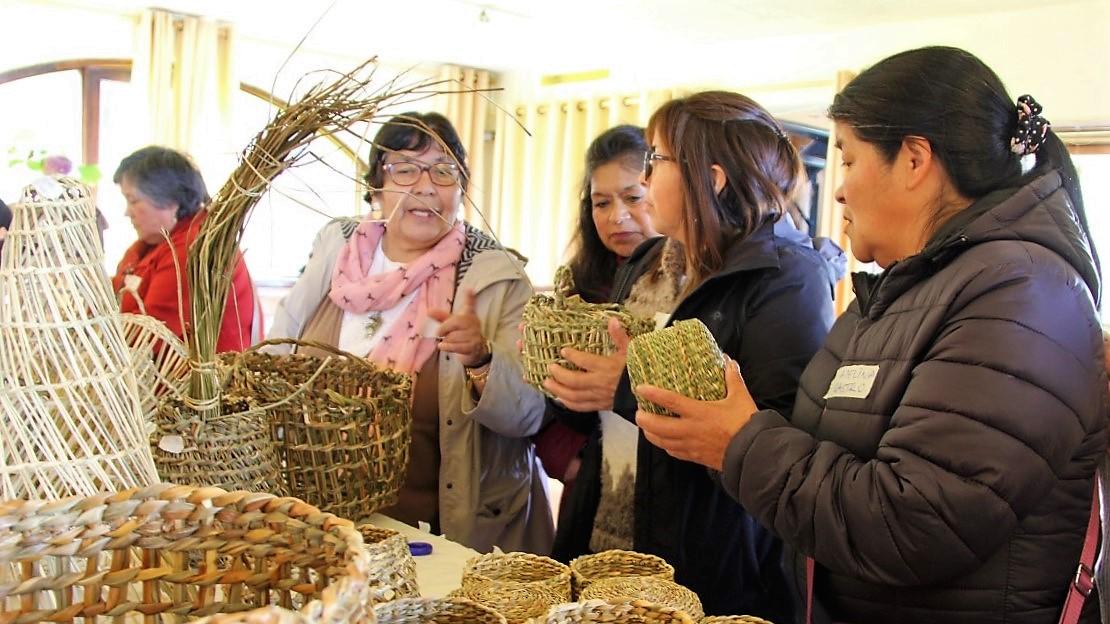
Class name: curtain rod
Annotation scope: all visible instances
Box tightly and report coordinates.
[515,95,638,116]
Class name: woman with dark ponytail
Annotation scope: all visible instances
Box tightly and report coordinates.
[637,46,1106,623]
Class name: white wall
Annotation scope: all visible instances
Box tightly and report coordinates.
[500,0,1110,126]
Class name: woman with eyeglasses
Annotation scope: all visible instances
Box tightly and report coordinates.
[544,91,839,619]
[269,111,553,555]
[637,47,1104,624]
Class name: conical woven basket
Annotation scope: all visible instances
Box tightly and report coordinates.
[568,550,674,597]
[530,598,695,624]
[373,597,506,623]
[0,176,158,500]
[221,338,414,521]
[358,524,419,602]
[521,266,654,398]
[0,483,375,623]
[580,577,703,621]
[626,319,725,417]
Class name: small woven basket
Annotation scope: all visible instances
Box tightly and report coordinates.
[358,524,419,602]
[580,577,703,621]
[196,606,311,623]
[521,266,654,398]
[531,598,696,624]
[222,338,414,521]
[462,552,572,600]
[568,550,675,597]
[373,597,507,623]
[0,482,374,623]
[625,318,725,417]
[152,395,287,495]
[700,617,775,623]
[455,582,567,624]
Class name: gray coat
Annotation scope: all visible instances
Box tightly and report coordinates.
[269,219,553,554]
[721,172,1106,623]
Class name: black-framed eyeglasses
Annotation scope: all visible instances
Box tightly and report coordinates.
[382,161,461,187]
[643,148,678,179]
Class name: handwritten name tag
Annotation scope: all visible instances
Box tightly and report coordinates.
[824,364,880,400]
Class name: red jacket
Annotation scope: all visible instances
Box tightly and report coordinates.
[112,211,255,352]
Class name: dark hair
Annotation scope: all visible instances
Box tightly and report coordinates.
[363,111,469,204]
[828,46,1089,237]
[646,91,803,290]
[112,146,210,220]
[566,125,649,303]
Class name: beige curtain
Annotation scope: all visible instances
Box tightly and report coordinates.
[490,89,686,287]
[817,70,859,315]
[131,9,237,184]
[435,65,492,224]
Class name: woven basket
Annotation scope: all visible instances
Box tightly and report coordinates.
[358,524,419,602]
[521,266,654,398]
[196,605,311,623]
[455,582,567,624]
[0,482,375,623]
[568,550,675,596]
[222,338,414,521]
[580,577,703,620]
[374,597,506,623]
[531,598,696,624]
[152,395,286,495]
[626,318,725,417]
[462,552,572,600]
[700,617,774,623]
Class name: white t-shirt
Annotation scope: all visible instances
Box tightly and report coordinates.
[337,241,419,357]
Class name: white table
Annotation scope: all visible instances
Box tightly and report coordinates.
[365,513,479,598]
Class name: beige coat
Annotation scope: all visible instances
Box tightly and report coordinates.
[268,220,553,554]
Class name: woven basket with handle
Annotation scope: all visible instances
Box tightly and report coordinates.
[521,266,654,398]
[0,482,374,623]
[580,577,703,621]
[568,550,674,597]
[221,338,414,521]
[625,318,725,417]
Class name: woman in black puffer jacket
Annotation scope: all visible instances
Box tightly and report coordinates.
[637,46,1106,624]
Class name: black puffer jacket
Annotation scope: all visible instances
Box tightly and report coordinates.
[721,172,1107,624]
[556,220,837,619]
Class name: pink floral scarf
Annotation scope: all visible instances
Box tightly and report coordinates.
[329,219,466,373]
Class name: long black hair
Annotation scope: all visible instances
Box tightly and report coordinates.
[827,46,1092,261]
[565,125,649,303]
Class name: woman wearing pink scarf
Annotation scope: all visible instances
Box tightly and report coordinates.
[269,112,552,554]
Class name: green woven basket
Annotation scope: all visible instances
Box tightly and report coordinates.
[522,266,654,399]
[626,318,726,416]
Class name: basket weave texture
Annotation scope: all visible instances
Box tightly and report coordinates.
[530,598,696,624]
[460,552,572,623]
[221,338,414,521]
[373,596,507,623]
[568,550,675,597]
[357,524,419,602]
[625,319,725,417]
[700,616,774,623]
[0,482,375,623]
[521,267,654,398]
[580,577,703,621]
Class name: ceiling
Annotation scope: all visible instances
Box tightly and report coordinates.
[27,0,1094,73]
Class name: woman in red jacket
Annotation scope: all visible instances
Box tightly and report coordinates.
[111,146,255,352]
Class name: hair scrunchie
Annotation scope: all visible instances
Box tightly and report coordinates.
[1010,94,1050,156]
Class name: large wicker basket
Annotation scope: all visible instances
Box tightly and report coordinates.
[625,319,725,417]
[580,577,703,621]
[222,338,414,522]
[374,597,506,623]
[0,483,375,623]
[568,550,675,596]
[358,524,419,602]
[152,395,286,495]
[531,598,695,624]
[521,267,654,398]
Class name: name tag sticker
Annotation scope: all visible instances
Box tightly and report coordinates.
[824,364,880,400]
